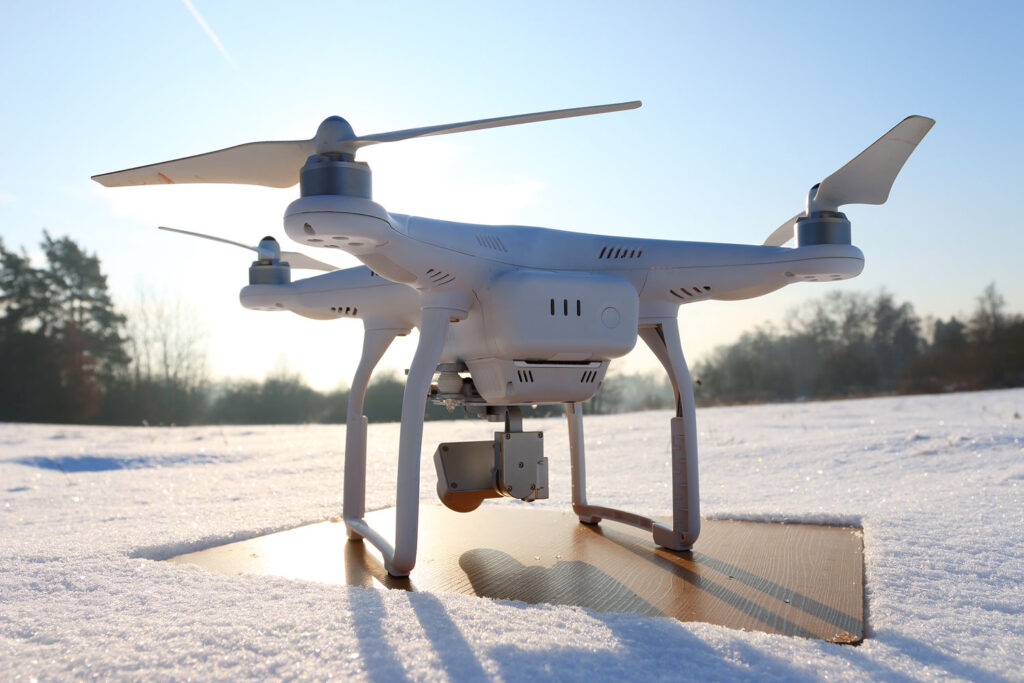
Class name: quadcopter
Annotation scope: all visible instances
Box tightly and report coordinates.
[94,102,933,577]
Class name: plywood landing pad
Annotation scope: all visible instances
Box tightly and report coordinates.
[166,506,864,643]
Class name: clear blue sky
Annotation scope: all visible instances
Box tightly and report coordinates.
[2,1,1022,389]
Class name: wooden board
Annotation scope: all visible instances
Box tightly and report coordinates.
[166,505,864,643]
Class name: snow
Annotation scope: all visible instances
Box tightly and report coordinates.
[2,389,1022,681]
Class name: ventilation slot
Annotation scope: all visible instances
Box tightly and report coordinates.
[580,370,598,383]
[669,285,713,300]
[549,298,583,316]
[599,245,643,259]
[475,234,508,252]
[329,306,358,316]
[516,370,535,383]
[425,268,456,286]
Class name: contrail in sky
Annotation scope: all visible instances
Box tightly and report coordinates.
[180,0,237,68]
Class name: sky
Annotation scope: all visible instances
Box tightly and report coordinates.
[1,1,1022,390]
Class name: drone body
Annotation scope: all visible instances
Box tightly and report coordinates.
[96,102,933,577]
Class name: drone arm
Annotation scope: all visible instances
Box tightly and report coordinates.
[343,328,400,541]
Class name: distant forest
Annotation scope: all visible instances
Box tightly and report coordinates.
[1,233,1022,425]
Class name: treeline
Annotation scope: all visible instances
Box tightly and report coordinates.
[692,286,1024,404]
[2,233,1021,425]
[0,233,565,425]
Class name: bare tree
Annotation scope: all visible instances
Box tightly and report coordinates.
[968,283,1007,345]
[122,288,209,423]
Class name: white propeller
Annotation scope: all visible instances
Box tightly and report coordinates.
[274,251,338,272]
[763,213,804,248]
[157,226,337,271]
[93,101,641,189]
[344,101,640,148]
[764,115,935,247]
[95,142,314,189]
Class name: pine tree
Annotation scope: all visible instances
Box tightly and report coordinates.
[0,233,129,422]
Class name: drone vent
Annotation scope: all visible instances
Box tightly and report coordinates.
[549,298,582,317]
[329,306,358,316]
[516,369,535,383]
[599,245,642,260]
[475,234,508,252]
[669,286,712,301]
[580,370,598,383]
[425,268,456,287]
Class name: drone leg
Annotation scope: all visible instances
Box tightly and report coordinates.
[386,307,453,577]
[343,328,399,541]
[566,323,700,549]
[567,402,599,524]
[639,320,701,550]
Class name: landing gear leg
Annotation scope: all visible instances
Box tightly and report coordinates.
[346,306,453,578]
[565,319,700,551]
[566,402,599,524]
[343,328,400,541]
[639,320,700,550]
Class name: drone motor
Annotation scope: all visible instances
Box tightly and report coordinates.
[248,236,290,285]
[795,185,852,247]
[300,155,372,199]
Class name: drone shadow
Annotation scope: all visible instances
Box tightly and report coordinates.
[458,547,662,617]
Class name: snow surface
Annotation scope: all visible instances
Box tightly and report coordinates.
[2,389,1022,681]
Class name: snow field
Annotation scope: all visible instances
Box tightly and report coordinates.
[1,389,1022,680]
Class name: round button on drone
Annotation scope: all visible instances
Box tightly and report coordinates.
[601,306,621,328]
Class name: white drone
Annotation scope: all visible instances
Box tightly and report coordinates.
[94,102,933,577]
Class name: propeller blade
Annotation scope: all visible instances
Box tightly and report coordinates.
[762,214,802,247]
[159,227,335,270]
[345,100,642,150]
[764,116,934,246]
[280,251,337,272]
[158,226,266,255]
[94,101,640,188]
[811,115,935,210]
[93,140,314,188]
